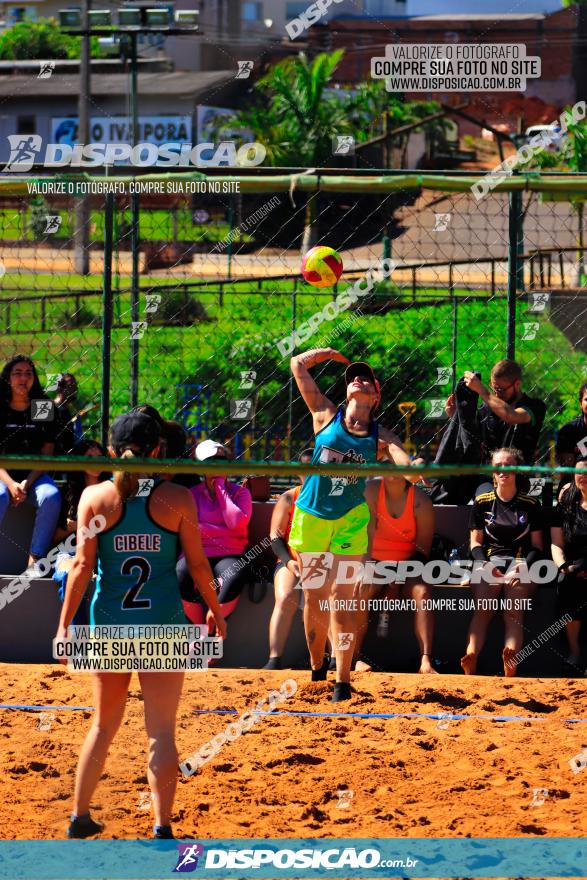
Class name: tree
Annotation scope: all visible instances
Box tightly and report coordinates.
[225,51,350,253]
[0,19,102,60]
[522,110,587,285]
[223,52,443,252]
[561,0,587,102]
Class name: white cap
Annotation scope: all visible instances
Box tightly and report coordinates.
[195,439,228,461]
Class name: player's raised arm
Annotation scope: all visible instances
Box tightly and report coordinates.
[377,426,420,483]
[290,348,349,430]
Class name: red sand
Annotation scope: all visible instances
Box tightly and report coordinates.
[0,665,586,841]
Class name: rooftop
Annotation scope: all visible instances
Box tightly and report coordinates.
[0,69,236,99]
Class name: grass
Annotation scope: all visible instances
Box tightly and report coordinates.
[0,294,582,455]
[0,207,252,245]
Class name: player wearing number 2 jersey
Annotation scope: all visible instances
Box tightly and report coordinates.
[56,411,226,841]
[91,475,184,626]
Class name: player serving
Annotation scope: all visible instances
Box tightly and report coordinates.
[288,348,412,702]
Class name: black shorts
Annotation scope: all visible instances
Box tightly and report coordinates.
[557,574,587,622]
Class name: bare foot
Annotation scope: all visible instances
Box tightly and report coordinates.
[503,646,517,677]
[460,652,477,675]
[354,660,372,673]
[419,655,438,674]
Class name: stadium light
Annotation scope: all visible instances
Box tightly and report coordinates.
[118,8,141,26]
[88,9,112,25]
[145,7,170,26]
[174,9,199,26]
[58,8,82,27]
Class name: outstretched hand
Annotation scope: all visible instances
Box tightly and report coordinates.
[299,348,350,368]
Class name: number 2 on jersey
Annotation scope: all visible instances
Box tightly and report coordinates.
[121,556,152,610]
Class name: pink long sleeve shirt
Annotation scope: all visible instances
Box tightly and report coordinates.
[191,480,252,557]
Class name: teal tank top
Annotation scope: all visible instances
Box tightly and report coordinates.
[90,482,184,626]
[295,407,378,520]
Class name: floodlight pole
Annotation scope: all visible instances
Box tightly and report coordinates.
[101,193,114,448]
[129,31,140,408]
[63,17,201,407]
[507,188,522,359]
[73,0,91,275]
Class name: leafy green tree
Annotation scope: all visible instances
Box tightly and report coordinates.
[225,50,350,252]
[223,52,443,252]
[521,111,587,285]
[561,0,587,102]
[0,19,102,60]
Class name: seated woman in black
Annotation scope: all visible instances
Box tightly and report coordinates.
[461,446,543,677]
[0,355,61,575]
[551,456,587,669]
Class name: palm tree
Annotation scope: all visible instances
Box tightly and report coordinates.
[228,50,351,252]
[223,52,444,252]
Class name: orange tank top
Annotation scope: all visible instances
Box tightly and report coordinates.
[372,480,417,562]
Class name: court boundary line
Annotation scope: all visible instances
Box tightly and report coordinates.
[2,705,586,723]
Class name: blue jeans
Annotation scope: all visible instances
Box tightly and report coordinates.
[0,474,62,558]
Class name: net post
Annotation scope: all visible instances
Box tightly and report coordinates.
[101,192,114,450]
[507,188,522,358]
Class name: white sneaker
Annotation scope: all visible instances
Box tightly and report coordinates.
[20,562,44,578]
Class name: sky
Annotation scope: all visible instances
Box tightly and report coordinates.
[393,0,563,14]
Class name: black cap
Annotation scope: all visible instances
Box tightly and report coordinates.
[345,361,378,387]
[110,412,160,455]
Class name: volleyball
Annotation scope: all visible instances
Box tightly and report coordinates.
[301,246,343,288]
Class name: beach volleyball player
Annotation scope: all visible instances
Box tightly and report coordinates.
[289,348,412,702]
[55,411,227,840]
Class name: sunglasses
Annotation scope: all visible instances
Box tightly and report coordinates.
[490,380,516,395]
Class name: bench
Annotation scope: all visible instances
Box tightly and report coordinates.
[0,502,567,675]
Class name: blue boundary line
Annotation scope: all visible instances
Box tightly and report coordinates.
[2,705,585,723]
[0,704,94,711]
[193,708,587,723]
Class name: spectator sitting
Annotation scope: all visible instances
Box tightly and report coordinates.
[53,439,107,543]
[0,355,61,575]
[264,445,314,670]
[461,447,544,678]
[176,439,252,623]
[550,457,587,670]
[556,381,587,469]
[54,372,81,455]
[160,420,191,484]
[357,471,435,673]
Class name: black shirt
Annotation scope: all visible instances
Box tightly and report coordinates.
[551,494,587,563]
[54,402,76,456]
[477,393,546,464]
[0,403,56,479]
[470,489,543,559]
[555,414,587,463]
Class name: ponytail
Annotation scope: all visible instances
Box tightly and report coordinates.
[113,448,139,501]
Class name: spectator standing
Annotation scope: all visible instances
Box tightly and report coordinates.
[54,373,82,455]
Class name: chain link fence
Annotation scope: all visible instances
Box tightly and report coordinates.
[0,171,585,463]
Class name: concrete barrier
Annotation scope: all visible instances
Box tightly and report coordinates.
[0,502,570,675]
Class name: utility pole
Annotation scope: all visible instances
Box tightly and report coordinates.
[129,32,140,407]
[73,0,91,275]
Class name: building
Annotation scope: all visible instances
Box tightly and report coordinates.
[298,6,579,128]
[0,61,250,163]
